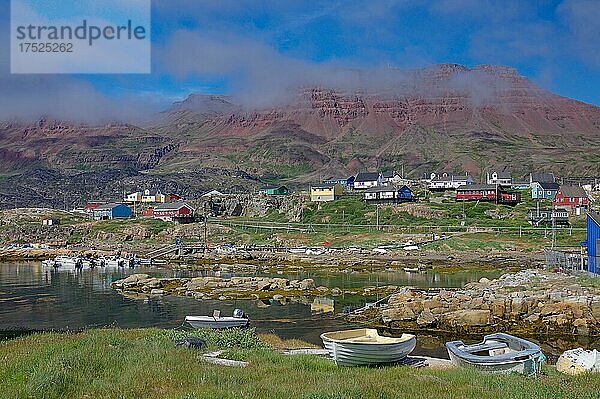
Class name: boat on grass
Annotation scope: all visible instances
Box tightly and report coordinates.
[556,348,600,375]
[184,309,249,329]
[446,333,545,376]
[320,328,416,366]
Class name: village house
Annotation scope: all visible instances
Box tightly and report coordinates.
[354,172,382,190]
[553,185,589,214]
[364,185,414,204]
[310,183,343,202]
[323,176,355,189]
[531,181,560,200]
[427,172,474,190]
[259,185,289,196]
[586,212,600,274]
[527,208,569,226]
[124,191,143,203]
[511,180,531,190]
[91,203,132,220]
[456,184,521,205]
[529,172,555,186]
[141,189,167,203]
[381,171,402,186]
[153,202,195,223]
[486,171,512,186]
[84,202,105,213]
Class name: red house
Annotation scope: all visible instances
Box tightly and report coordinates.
[553,185,589,213]
[142,208,154,217]
[153,202,195,222]
[167,193,182,202]
[84,202,105,213]
[456,184,521,205]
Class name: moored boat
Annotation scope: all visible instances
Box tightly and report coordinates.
[320,328,416,366]
[446,333,545,376]
[185,309,249,329]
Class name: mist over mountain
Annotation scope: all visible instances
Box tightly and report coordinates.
[0,63,599,208]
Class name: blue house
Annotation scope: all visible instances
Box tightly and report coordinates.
[92,203,133,220]
[323,176,355,189]
[531,182,559,200]
[587,212,600,274]
[397,185,415,201]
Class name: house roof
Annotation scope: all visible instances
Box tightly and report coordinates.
[202,190,224,197]
[154,202,194,211]
[261,185,287,190]
[311,182,338,189]
[355,172,380,182]
[432,174,472,182]
[558,185,587,198]
[589,211,600,227]
[143,190,162,196]
[456,184,497,191]
[491,171,511,179]
[381,171,397,178]
[538,182,560,190]
[94,203,126,211]
[531,172,555,183]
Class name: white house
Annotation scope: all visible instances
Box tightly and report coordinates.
[486,171,512,186]
[428,173,474,190]
[354,172,383,190]
[142,189,167,203]
[124,191,143,203]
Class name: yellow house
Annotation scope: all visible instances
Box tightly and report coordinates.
[310,183,343,202]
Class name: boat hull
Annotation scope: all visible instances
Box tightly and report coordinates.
[185,316,249,329]
[446,333,544,376]
[321,329,416,367]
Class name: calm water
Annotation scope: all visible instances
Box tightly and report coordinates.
[1,262,596,361]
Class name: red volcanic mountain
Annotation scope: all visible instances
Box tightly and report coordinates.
[1,64,599,207]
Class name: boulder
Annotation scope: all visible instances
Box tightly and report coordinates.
[299,279,315,290]
[416,309,436,326]
[440,310,491,327]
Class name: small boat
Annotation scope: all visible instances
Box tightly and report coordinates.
[403,267,419,273]
[320,328,416,366]
[185,309,249,329]
[446,333,545,376]
[556,348,600,375]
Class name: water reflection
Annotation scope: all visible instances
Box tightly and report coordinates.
[2,262,597,360]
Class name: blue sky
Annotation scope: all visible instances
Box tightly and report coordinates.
[1,0,599,121]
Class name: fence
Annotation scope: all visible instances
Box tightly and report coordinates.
[213,218,585,237]
[544,248,586,271]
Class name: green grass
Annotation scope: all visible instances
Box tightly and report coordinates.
[1,328,599,399]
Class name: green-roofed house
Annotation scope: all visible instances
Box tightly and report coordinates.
[259,185,290,196]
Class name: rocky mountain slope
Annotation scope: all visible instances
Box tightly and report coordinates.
[1,64,599,208]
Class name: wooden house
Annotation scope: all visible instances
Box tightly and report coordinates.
[310,183,343,202]
[354,172,382,190]
[124,192,142,203]
[527,208,569,226]
[428,172,474,190]
[553,185,589,213]
[259,186,289,196]
[531,182,559,199]
[364,185,414,204]
[529,172,555,186]
[486,171,512,186]
[586,212,600,274]
[142,189,167,203]
[153,202,195,223]
[92,203,132,220]
[456,184,521,205]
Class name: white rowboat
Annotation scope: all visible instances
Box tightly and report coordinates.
[321,328,416,366]
[446,333,545,376]
[185,309,249,329]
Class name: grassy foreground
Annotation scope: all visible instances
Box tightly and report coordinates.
[1,328,599,399]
